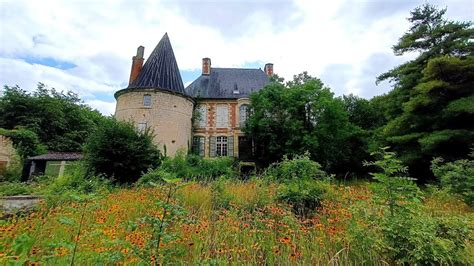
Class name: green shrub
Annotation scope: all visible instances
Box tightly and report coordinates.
[83,118,162,183]
[357,148,473,264]
[277,179,327,217]
[158,152,236,181]
[365,147,422,216]
[211,177,235,209]
[137,169,178,187]
[0,182,34,196]
[431,155,474,206]
[376,213,472,265]
[264,153,328,182]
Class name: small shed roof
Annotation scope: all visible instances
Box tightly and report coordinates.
[28,152,83,161]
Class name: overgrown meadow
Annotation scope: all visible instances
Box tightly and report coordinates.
[1,153,473,265]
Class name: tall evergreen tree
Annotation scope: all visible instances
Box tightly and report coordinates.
[374,4,473,180]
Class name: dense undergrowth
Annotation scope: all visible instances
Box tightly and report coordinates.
[1,152,473,264]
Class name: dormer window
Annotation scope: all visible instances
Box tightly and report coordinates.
[143,94,152,107]
[233,89,240,95]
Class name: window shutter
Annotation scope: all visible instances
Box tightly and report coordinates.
[227,136,234,157]
[199,137,205,156]
[209,136,216,157]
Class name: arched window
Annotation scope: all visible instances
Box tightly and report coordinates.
[239,104,249,128]
[143,94,152,107]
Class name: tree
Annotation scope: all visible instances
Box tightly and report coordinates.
[245,73,354,175]
[83,118,162,183]
[373,4,473,180]
[0,83,105,152]
[376,4,473,118]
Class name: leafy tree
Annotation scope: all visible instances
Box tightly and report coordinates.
[83,118,162,183]
[373,4,473,180]
[246,73,354,175]
[0,83,105,152]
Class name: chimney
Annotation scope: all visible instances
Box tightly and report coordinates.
[264,63,273,77]
[129,46,145,85]
[202,57,211,75]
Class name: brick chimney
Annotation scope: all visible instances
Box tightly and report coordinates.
[129,46,145,85]
[202,57,211,75]
[264,63,273,77]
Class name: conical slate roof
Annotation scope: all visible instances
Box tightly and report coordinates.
[128,33,185,94]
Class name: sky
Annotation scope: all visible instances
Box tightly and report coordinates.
[0,0,472,115]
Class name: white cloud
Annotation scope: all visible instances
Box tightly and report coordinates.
[0,0,472,115]
[85,99,116,116]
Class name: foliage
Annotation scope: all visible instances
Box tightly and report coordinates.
[246,74,355,174]
[364,147,422,216]
[153,152,236,181]
[134,178,188,263]
[264,153,328,182]
[0,178,472,264]
[357,148,473,264]
[432,154,474,206]
[372,3,474,180]
[0,182,34,196]
[277,179,327,217]
[83,118,162,183]
[0,84,105,152]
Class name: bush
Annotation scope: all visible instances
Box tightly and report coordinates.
[264,153,328,182]
[277,179,328,217]
[0,182,34,196]
[83,118,162,183]
[157,152,236,181]
[137,169,178,187]
[356,148,473,264]
[431,155,474,206]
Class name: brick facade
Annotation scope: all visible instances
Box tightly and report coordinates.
[193,98,250,158]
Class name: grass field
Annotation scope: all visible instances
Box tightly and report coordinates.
[1,178,473,265]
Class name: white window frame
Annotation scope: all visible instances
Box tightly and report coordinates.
[216,136,227,156]
[143,94,152,107]
[216,105,229,128]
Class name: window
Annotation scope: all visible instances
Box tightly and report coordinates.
[239,104,249,128]
[138,122,147,132]
[216,136,227,156]
[216,105,228,128]
[143,94,152,107]
[192,136,205,156]
[195,105,207,128]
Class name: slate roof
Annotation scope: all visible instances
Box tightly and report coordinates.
[28,152,83,161]
[185,68,270,99]
[128,33,186,95]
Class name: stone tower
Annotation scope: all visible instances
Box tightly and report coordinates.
[114,33,194,156]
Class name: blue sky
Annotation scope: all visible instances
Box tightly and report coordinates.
[0,0,472,115]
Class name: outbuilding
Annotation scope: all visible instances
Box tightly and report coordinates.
[27,152,83,178]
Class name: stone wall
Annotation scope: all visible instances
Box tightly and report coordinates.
[115,89,194,156]
[0,135,17,171]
